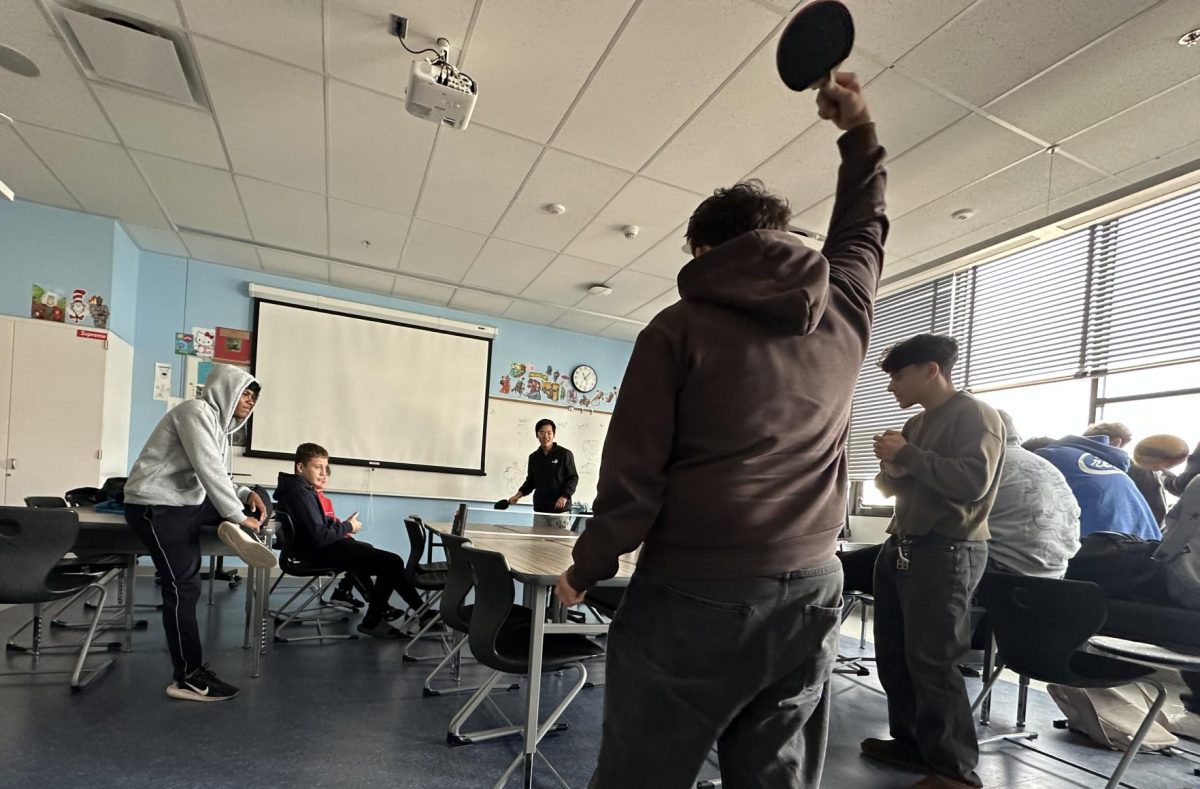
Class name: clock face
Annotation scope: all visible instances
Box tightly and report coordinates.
[572,364,598,393]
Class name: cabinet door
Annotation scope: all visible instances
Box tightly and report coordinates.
[5,322,107,505]
[0,320,13,504]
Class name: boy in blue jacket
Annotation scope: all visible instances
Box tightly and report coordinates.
[273,443,427,638]
[1036,435,1160,541]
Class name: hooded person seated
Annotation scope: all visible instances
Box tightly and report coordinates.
[1035,434,1161,541]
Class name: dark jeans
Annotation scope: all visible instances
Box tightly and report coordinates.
[589,561,844,789]
[126,499,224,682]
[300,539,423,620]
[874,535,987,787]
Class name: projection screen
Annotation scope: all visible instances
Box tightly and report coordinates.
[248,298,492,474]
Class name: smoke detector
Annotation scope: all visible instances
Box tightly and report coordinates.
[621,224,639,240]
[1180,27,1200,47]
[587,284,613,297]
[951,208,976,222]
[544,203,566,215]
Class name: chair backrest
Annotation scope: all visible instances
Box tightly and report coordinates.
[24,496,68,509]
[0,506,81,603]
[250,484,274,522]
[64,487,106,507]
[460,544,526,675]
[273,509,296,556]
[439,533,476,633]
[403,516,427,578]
[977,572,1109,685]
[451,503,468,537]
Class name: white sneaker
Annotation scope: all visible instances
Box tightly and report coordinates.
[217,521,277,569]
[1167,710,1200,741]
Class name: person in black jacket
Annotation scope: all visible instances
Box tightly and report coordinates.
[507,419,579,529]
[274,443,426,639]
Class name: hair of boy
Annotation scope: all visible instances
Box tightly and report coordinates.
[879,333,960,377]
[1083,422,1132,445]
[294,442,329,467]
[685,179,792,252]
[535,419,556,434]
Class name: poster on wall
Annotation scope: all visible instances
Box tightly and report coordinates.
[214,327,252,365]
[174,333,195,355]
[192,326,216,358]
[494,359,619,410]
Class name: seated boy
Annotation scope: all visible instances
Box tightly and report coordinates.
[274,443,428,638]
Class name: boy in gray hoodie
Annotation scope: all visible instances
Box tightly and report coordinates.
[124,363,273,701]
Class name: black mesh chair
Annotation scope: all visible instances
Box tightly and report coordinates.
[24,496,68,508]
[266,510,354,643]
[834,543,879,676]
[458,544,605,785]
[0,507,114,691]
[402,516,450,662]
[976,573,1166,789]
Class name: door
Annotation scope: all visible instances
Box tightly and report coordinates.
[5,321,107,505]
[0,319,13,504]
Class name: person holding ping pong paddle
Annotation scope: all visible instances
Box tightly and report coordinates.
[554,4,890,785]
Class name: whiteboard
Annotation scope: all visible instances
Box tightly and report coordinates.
[229,396,611,504]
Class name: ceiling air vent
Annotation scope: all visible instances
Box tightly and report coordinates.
[51,2,206,107]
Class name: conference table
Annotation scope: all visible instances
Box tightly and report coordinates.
[426,520,636,789]
[73,509,277,677]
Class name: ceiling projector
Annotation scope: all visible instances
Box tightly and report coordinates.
[405,55,477,131]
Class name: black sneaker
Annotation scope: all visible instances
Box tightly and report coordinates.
[329,586,364,610]
[166,665,239,702]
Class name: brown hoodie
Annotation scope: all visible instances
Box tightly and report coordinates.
[568,123,889,590]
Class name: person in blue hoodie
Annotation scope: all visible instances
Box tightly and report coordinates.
[1035,434,1161,541]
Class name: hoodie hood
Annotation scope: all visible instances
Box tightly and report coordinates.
[276,471,311,497]
[677,229,829,335]
[202,363,259,434]
[1053,434,1131,471]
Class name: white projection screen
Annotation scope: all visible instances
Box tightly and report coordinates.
[248,299,492,474]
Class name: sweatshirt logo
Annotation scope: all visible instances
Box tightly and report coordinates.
[1077,453,1121,476]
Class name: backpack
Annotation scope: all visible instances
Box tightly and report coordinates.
[1047,684,1176,751]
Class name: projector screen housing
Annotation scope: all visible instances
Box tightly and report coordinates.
[247,297,493,475]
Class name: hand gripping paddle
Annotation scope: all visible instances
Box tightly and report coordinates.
[494,499,510,510]
[776,1,855,91]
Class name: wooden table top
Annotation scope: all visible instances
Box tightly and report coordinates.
[427,521,575,538]
[426,521,635,584]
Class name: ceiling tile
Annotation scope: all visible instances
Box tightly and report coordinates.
[898,0,1158,107]
[748,119,846,217]
[791,197,834,239]
[182,0,323,71]
[399,219,487,281]
[575,267,675,316]
[862,68,971,159]
[1117,136,1200,186]
[180,232,262,270]
[21,125,168,227]
[2,1,118,142]
[644,49,883,194]
[551,311,615,335]
[259,249,329,281]
[503,301,566,325]
[391,275,455,306]
[235,176,327,253]
[328,199,410,270]
[988,0,1200,144]
[627,286,680,323]
[519,254,619,305]
[120,222,188,256]
[886,152,1101,261]
[93,84,227,168]
[327,80,436,215]
[329,263,394,294]
[597,321,642,342]
[564,177,702,266]
[133,151,249,235]
[0,125,80,210]
[844,0,976,63]
[461,238,556,295]
[193,38,325,192]
[448,289,513,317]
[1060,76,1200,177]
[463,0,635,142]
[627,221,690,279]
[553,0,781,171]
[99,1,183,26]
[326,1,474,98]
[417,125,542,234]
[493,150,631,251]
[887,114,1042,218]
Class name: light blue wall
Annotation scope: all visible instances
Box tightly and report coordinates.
[0,200,116,323]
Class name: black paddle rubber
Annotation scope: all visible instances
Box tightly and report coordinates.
[776,1,855,91]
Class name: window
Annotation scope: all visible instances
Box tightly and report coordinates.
[974,378,1092,444]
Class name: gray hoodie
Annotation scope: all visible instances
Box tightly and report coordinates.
[125,364,259,522]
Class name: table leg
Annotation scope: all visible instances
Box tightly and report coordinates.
[523,584,547,789]
[207,555,216,606]
[242,563,254,649]
[122,555,136,652]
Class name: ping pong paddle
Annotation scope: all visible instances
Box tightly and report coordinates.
[776,1,855,91]
[494,499,510,510]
